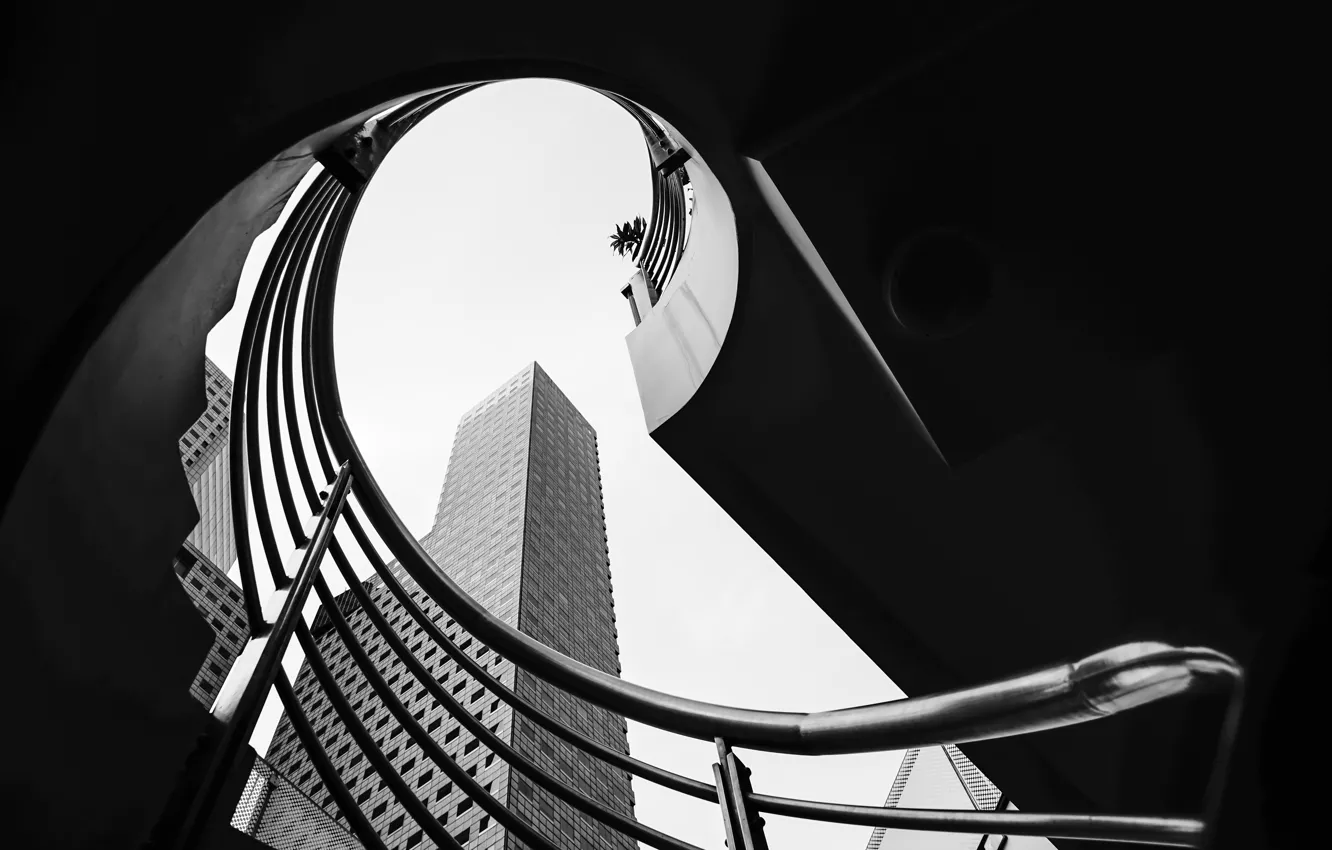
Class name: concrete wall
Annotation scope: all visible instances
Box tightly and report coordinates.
[0,108,388,848]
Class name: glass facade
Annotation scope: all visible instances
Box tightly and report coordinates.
[260,363,636,850]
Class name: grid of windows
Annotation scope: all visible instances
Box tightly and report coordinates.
[172,541,249,707]
[233,754,362,850]
[180,357,237,570]
[259,363,635,850]
[171,356,247,709]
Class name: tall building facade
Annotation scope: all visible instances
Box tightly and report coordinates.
[261,363,636,850]
[866,745,1053,850]
[180,356,237,571]
[172,540,249,707]
[173,357,248,709]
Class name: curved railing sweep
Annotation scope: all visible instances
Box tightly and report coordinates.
[164,90,1245,850]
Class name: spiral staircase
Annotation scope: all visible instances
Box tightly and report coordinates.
[2,3,1327,848]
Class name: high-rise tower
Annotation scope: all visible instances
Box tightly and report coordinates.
[172,357,248,709]
[865,745,1054,850]
[258,363,636,850]
[180,356,237,571]
[172,540,248,707]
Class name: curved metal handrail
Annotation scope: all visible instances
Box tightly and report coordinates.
[747,794,1204,847]
[311,295,1241,754]
[194,88,1246,850]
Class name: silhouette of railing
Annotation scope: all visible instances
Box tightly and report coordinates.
[165,90,1245,850]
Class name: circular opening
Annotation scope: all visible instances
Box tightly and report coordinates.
[884,228,993,338]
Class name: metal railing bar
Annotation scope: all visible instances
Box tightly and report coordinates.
[171,461,352,850]
[276,176,361,515]
[717,741,766,850]
[275,670,390,850]
[292,617,464,850]
[640,166,668,289]
[319,536,707,850]
[654,175,676,288]
[260,186,486,849]
[652,173,678,289]
[384,86,488,142]
[712,763,743,850]
[664,172,687,283]
[229,170,336,621]
[264,184,345,544]
[746,793,1205,847]
[299,175,356,487]
[244,178,344,585]
[300,114,1245,758]
[307,569,561,850]
[280,227,325,510]
[338,504,719,803]
[303,284,1245,756]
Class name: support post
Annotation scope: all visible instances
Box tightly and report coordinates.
[157,462,353,850]
[714,738,770,850]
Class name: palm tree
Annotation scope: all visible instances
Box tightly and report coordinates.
[608,216,647,260]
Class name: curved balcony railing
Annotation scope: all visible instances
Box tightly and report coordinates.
[601,90,691,302]
[165,90,1246,850]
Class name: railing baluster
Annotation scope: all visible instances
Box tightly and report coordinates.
[714,739,769,850]
[273,670,390,850]
[165,462,353,850]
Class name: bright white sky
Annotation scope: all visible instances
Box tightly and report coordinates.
[207,79,906,850]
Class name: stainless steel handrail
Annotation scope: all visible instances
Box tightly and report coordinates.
[310,318,1242,754]
[747,794,1204,847]
[201,89,1245,850]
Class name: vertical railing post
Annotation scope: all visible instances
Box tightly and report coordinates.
[161,461,354,850]
[714,738,770,850]
[974,795,1009,850]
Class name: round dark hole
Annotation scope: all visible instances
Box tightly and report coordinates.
[358,136,373,148]
[885,229,993,338]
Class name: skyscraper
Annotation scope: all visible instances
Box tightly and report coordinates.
[180,357,237,571]
[173,357,248,709]
[172,540,249,707]
[259,363,636,850]
[865,745,1053,850]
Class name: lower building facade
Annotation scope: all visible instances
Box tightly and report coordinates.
[172,540,249,708]
[258,363,636,850]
